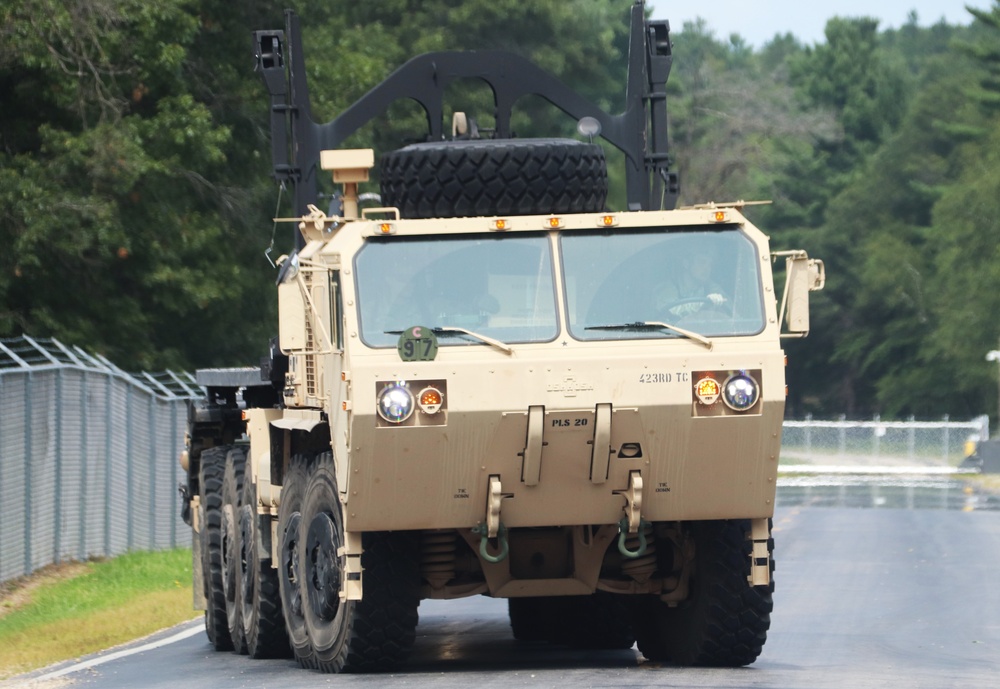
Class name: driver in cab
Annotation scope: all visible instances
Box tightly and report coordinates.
[653,247,728,318]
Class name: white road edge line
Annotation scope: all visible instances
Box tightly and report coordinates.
[30,622,203,682]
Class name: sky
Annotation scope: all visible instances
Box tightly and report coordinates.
[646,0,985,48]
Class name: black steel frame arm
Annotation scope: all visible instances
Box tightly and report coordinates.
[252,0,677,226]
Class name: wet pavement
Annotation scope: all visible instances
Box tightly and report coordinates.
[777,473,1000,511]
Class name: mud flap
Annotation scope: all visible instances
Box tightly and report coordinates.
[749,517,771,586]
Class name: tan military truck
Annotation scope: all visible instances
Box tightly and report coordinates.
[179,1,824,673]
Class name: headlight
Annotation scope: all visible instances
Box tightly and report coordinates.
[722,373,759,412]
[376,383,414,423]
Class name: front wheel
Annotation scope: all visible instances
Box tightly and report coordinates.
[299,451,420,673]
[632,519,774,666]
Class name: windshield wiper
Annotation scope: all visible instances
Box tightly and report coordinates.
[384,326,514,355]
[434,326,514,354]
[585,321,714,350]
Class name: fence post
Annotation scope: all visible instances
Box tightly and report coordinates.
[23,372,33,576]
[54,369,63,564]
[907,415,915,460]
[104,375,113,556]
[149,394,157,549]
[79,371,88,561]
[943,414,950,463]
[126,384,134,550]
[170,401,179,547]
[0,375,3,571]
[805,413,812,458]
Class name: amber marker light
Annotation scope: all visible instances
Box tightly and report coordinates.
[694,376,721,405]
[599,215,618,227]
[713,210,728,223]
[379,222,395,234]
[417,386,444,414]
[546,216,563,228]
[492,219,508,231]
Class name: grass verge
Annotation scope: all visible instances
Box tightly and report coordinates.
[0,548,200,680]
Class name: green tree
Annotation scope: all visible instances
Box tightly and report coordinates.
[0,0,277,369]
[921,1,1000,422]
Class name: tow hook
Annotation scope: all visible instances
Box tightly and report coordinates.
[617,517,649,558]
[472,522,509,563]
[474,474,511,563]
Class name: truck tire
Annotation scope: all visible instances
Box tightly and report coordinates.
[221,447,248,654]
[278,453,315,668]
[632,519,774,666]
[238,475,290,658]
[554,592,635,650]
[198,446,235,651]
[508,597,551,642]
[299,451,421,673]
[510,594,634,649]
[380,138,608,219]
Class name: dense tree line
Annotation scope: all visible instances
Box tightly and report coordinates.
[1,1,998,422]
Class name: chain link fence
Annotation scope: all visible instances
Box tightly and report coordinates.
[0,336,200,584]
[781,414,991,469]
[2,335,993,583]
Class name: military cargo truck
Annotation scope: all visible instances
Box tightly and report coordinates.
[179,1,825,672]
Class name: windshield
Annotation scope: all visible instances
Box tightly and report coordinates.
[355,233,559,348]
[560,228,765,341]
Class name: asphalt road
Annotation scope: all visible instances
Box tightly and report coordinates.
[18,505,1000,689]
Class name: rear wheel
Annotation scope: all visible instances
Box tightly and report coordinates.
[238,474,290,658]
[221,447,248,654]
[508,597,551,642]
[554,592,635,650]
[380,138,607,219]
[632,519,774,666]
[198,446,234,651]
[300,451,421,673]
[509,593,634,649]
[278,453,314,668]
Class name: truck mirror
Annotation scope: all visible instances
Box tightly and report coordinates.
[780,255,825,336]
[278,279,307,351]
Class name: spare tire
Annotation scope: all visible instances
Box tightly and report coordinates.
[380,138,607,219]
